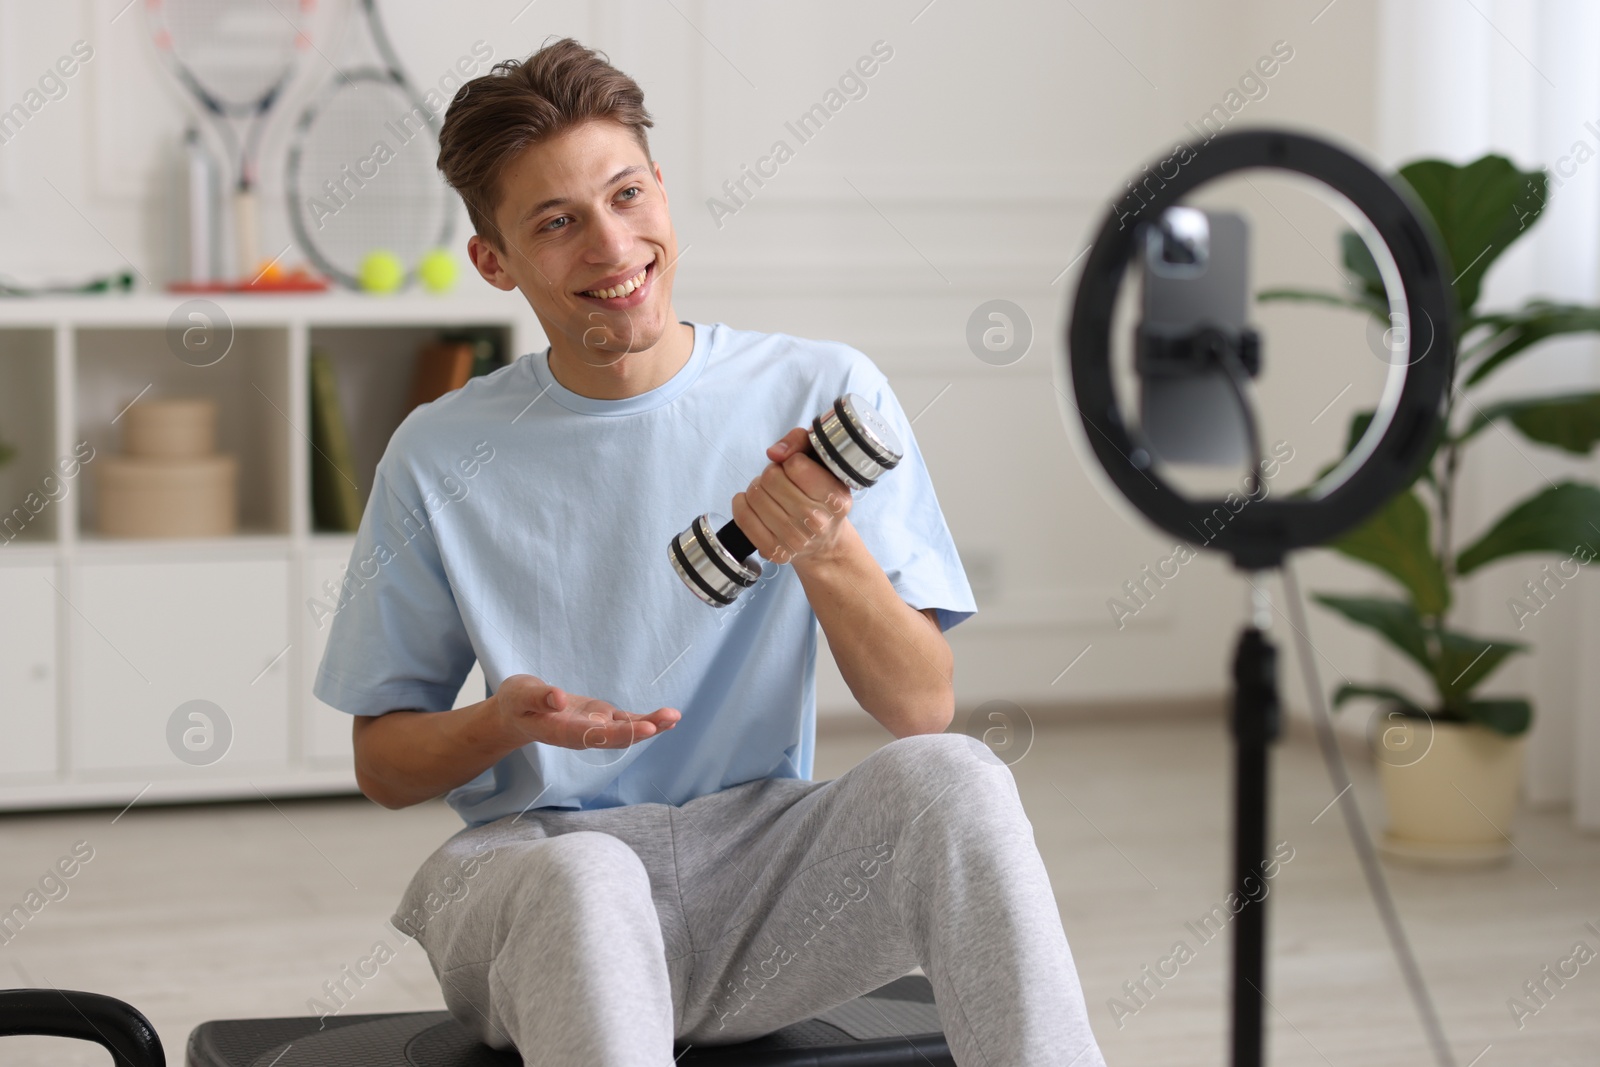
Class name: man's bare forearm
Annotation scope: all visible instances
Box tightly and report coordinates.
[793,518,955,737]
[354,696,515,809]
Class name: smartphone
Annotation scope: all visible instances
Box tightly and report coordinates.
[1136,206,1253,467]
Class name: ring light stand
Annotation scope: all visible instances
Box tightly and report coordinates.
[1066,128,1455,1066]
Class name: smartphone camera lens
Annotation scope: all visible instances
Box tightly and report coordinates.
[1147,206,1210,276]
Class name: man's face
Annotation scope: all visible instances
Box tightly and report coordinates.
[468,119,679,367]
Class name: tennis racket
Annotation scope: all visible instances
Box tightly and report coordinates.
[284,0,455,290]
[145,0,317,281]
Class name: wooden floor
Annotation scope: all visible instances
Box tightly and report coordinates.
[2,711,1597,1065]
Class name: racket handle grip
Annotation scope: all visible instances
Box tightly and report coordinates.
[233,187,260,282]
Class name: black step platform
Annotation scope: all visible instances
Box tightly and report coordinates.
[186,973,953,1066]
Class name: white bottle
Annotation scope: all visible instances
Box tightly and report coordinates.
[182,127,220,284]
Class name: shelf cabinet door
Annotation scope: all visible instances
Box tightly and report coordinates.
[302,548,485,765]
[302,549,358,765]
[0,565,60,780]
[70,558,291,774]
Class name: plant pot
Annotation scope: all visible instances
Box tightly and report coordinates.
[1372,717,1527,867]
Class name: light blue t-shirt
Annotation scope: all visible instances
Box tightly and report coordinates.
[312,319,977,828]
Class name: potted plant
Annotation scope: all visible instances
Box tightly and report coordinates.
[1262,154,1600,864]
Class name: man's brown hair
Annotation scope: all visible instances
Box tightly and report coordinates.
[436,37,655,249]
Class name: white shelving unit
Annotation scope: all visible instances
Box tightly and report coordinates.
[0,292,540,811]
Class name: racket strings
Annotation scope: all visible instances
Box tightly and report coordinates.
[153,0,309,110]
[292,79,448,277]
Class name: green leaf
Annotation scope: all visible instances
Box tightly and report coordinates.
[1339,409,1437,492]
[1457,391,1600,454]
[1255,287,1386,318]
[1437,629,1525,705]
[1327,489,1450,615]
[1462,300,1600,387]
[1340,231,1387,305]
[1307,411,1379,484]
[1463,698,1532,736]
[1311,594,1433,675]
[1455,481,1600,575]
[1395,156,1547,315]
[1315,602,1528,714]
[1344,410,1375,457]
[1330,683,1426,717]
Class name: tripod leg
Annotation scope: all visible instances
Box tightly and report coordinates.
[1231,625,1279,1067]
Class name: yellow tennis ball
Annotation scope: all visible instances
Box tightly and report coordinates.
[358,250,405,293]
[418,248,458,294]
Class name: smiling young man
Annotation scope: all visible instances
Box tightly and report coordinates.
[313,37,1104,1067]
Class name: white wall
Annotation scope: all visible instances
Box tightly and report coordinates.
[0,1,1396,729]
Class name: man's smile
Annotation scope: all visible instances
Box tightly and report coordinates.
[576,259,654,307]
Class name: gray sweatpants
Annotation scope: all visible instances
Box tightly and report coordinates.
[390,731,1107,1066]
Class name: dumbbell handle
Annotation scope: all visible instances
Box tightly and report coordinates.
[671,394,903,608]
[717,517,759,566]
[713,437,820,564]
[716,405,888,564]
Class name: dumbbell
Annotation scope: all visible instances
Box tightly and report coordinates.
[670,392,904,606]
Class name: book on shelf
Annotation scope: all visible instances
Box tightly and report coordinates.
[308,348,364,533]
[407,339,477,411]
[407,330,510,412]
